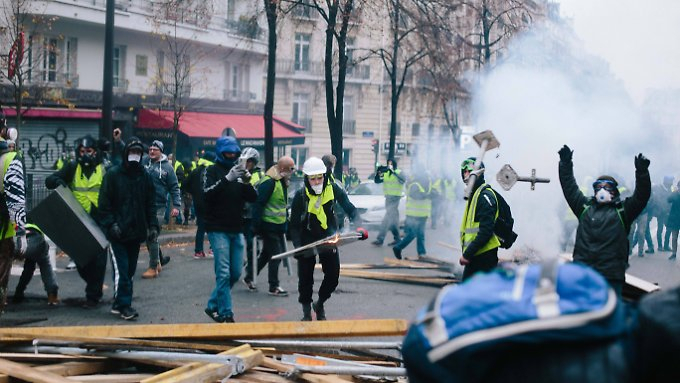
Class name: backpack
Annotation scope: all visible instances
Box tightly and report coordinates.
[486,186,518,249]
[402,259,633,383]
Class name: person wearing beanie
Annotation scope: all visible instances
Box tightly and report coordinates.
[141,139,181,279]
[202,136,257,323]
[558,145,651,295]
[98,137,159,320]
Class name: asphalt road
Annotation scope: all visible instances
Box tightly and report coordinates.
[2,223,678,327]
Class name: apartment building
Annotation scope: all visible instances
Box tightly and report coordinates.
[0,0,302,176]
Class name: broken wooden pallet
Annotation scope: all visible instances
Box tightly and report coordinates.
[339,269,457,287]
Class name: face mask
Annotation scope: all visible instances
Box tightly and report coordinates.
[311,183,324,195]
[79,153,94,167]
[595,188,613,203]
[128,153,141,163]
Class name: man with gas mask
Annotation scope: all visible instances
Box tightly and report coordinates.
[98,138,159,320]
[203,136,257,323]
[46,135,108,308]
[289,157,359,321]
[558,145,650,296]
[458,157,502,281]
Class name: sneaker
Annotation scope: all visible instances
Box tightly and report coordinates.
[669,254,677,260]
[47,293,59,306]
[193,251,207,259]
[11,292,24,304]
[207,250,214,257]
[393,247,402,260]
[141,267,159,279]
[371,240,383,247]
[160,255,171,266]
[301,303,312,321]
[224,315,235,323]
[645,249,655,254]
[183,220,189,226]
[387,239,401,246]
[312,301,326,321]
[664,247,672,252]
[243,279,258,292]
[268,286,289,297]
[120,307,139,320]
[110,306,121,315]
[204,307,226,323]
[66,260,77,270]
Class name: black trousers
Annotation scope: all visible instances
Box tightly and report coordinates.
[462,248,499,281]
[245,231,284,290]
[76,249,107,302]
[297,246,340,305]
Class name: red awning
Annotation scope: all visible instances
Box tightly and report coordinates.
[2,107,102,119]
[136,109,304,145]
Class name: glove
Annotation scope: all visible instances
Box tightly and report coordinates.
[56,179,68,188]
[459,256,470,266]
[15,235,27,257]
[558,145,573,163]
[225,165,246,182]
[635,153,650,171]
[109,223,122,240]
[147,227,159,242]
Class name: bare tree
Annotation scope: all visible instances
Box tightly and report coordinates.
[262,0,281,170]
[0,0,62,129]
[148,0,213,159]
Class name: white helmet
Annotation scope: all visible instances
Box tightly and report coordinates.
[240,147,260,165]
[302,157,326,176]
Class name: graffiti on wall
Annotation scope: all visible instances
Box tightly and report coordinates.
[18,128,74,171]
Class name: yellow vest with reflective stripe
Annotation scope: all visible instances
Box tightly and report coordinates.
[261,176,287,225]
[197,158,214,167]
[405,181,431,217]
[460,184,501,256]
[250,170,263,186]
[71,164,104,214]
[383,169,403,196]
[173,160,183,187]
[0,152,17,239]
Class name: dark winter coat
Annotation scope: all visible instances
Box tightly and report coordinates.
[98,164,159,243]
[666,192,680,230]
[462,177,498,260]
[289,181,358,247]
[202,162,257,233]
[559,160,650,282]
[183,165,207,218]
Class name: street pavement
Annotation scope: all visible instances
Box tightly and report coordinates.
[2,222,679,327]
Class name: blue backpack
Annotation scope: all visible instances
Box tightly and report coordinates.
[402,260,633,383]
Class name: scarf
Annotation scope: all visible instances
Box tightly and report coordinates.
[305,184,335,229]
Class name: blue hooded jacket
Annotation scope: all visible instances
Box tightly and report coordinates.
[215,136,241,165]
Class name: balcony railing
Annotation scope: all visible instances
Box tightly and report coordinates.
[342,120,356,135]
[223,89,255,102]
[28,72,79,88]
[276,59,325,76]
[113,78,129,93]
[346,64,370,80]
[293,118,312,131]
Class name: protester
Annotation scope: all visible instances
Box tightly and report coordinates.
[183,153,213,258]
[99,138,159,320]
[393,165,432,260]
[12,223,59,306]
[558,145,650,295]
[372,158,405,246]
[203,136,257,323]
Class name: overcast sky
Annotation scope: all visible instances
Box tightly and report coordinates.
[558,0,680,105]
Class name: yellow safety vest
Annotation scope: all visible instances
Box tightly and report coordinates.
[444,179,457,200]
[197,158,214,167]
[306,183,335,230]
[250,170,263,186]
[405,181,431,218]
[460,184,501,256]
[0,152,17,239]
[383,169,403,197]
[261,176,287,225]
[71,164,104,214]
[173,160,184,187]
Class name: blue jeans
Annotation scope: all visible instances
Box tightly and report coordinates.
[394,216,427,255]
[206,232,244,318]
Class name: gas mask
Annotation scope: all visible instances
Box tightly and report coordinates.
[127,153,142,163]
[78,153,94,167]
[595,188,613,204]
[311,183,324,195]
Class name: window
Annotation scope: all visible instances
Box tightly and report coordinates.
[292,93,311,131]
[113,45,126,88]
[42,37,58,82]
[291,147,308,168]
[342,149,351,169]
[226,0,236,20]
[294,33,310,71]
[411,122,420,137]
[292,0,313,18]
[345,37,355,75]
[225,63,251,101]
[343,96,355,135]
[64,38,77,84]
[136,55,148,76]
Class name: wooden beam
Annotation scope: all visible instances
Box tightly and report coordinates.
[1,319,408,341]
[142,344,263,383]
[0,357,74,383]
[261,358,352,383]
[0,353,104,362]
[37,361,121,376]
[339,269,457,287]
[382,257,449,269]
[68,374,154,383]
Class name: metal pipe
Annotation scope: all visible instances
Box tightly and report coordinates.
[293,365,407,377]
[237,340,402,350]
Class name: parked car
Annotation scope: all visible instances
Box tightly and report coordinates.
[348,181,405,228]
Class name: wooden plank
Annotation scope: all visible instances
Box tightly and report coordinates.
[0,333,234,351]
[142,344,263,383]
[1,319,408,341]
[0,353,104,362]
[0,358,74,383]
[339,269,457,287]
[237,370,294,383]
[68,374,154,383]
[37,361,121,376]
[383,257,449,269]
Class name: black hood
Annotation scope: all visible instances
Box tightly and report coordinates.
[123,137,145,170]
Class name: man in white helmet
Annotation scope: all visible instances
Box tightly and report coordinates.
[289,156,360,321]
